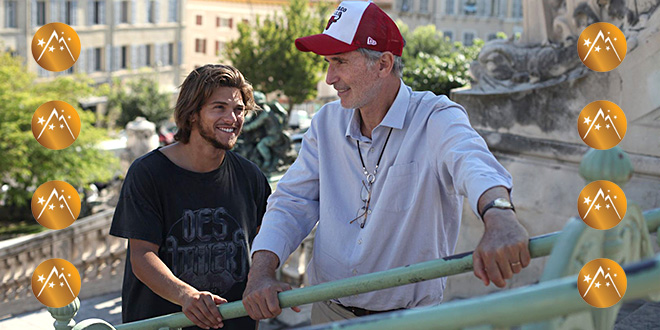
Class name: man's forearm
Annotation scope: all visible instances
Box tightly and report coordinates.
[249,250,280,279]
[132,249,196,306]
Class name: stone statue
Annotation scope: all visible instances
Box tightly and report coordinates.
[469,0,659,93]
[235,92,296,174]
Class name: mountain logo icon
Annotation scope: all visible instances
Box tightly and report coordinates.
[31,181,81,230]
[31,101,81,150]
[578,100,627,150]
[578,258,627,308]
[578,180,627,230]
[31,258,81,308]
[577,22,627,72]
[31,23,81,72]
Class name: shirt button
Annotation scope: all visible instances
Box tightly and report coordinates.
[353,270,358,275]
[358,239,362,244]
[367,209,372,214]
[369,147,375,152]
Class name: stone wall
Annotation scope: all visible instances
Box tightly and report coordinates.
[0,210,126,318]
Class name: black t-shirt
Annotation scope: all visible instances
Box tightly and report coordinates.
[110,149,270,330]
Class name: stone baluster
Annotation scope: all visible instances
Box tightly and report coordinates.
[47,297,80,330]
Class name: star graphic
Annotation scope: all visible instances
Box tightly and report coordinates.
[38,196,45,205]
[595,46,601,52]
[583,116,592,125]
[49,46,55,52]
[584,274,592,282]
[614,116,617,119]
[595,124,601,130]
[614,196,617,199]
[614,273,617,277]
[49,282,55,288]
[606,204,611,209]
[68,196,71,199]
[60,282,64,287]
[614,37,617,41]
[60,46,64,51]
[38,117,45,125]
[68,116,71,119]
[59,124,64,129]
[37,39,45,47]
[595,282,601,288]
[606,282,610,287]
[68,273,71,277]
[59,204,64,209]
[68,38,71,41]
[38,275,45,283]
[606,124,611,129]
[595,204,601,210]
[606,46,610,51]
[49,124,55,130]
[584,196,592,204]
[49,204,55,210]
[583,38,592,47]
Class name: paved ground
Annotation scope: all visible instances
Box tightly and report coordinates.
[1,292,658,329]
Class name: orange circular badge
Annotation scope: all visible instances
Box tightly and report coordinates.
[32,258,81,308]
[31,181,81,230]
[577,22,627,72]
[578,180,627,230]
[577,100,627,150]
[31,23,81,72]
[578,258,627,308]
[32,101,81,150]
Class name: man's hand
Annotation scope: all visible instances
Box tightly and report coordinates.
[243,251,301,320]
[181,290,227,329]
[473,208,530,288]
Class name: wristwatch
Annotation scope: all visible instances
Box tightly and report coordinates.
[479,198,515,219]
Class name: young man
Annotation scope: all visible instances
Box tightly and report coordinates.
[110,64,270,330]
[242,1,530,324]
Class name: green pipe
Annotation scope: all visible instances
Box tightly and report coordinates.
[298,254,660,330]
[114,208,660,330]
[644,208,660,233]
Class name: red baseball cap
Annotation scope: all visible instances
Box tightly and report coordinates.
[295,1,404,56]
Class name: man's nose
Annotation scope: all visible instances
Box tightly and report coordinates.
[325,65,338,85]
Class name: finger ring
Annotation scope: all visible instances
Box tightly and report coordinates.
[511,262,521,267]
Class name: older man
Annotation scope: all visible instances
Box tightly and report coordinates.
[243,1,530,324]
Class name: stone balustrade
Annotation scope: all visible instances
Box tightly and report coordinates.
[0,209,126,318]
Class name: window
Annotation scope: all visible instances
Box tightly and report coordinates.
[120,1,129,23]
[218,17,232,28]
[147,0,156,23]
[37,1,47,26]
[66,66,75,74]
[443,30,453,41]
[445,0,455,15]
[487,33,498,41]
[64,1,74,25]
[419,0,429,12]
[196,15,202,25]
[216,17,220,27]
[401,0,411,12]
[167,43,174,65]
[93,1,102,24]
[195,38,206,54]
[5,1,17,28]
[463,32,475,46]
[168,0,178,22]
[94,47,102,71]
[146,44,152,66]
[512,0,522,18]
[120,46,128,69]
[242,18,248,25]
[464,0,477,15]
[215,41,224,56]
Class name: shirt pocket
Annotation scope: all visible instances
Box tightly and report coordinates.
[378,162,418,213]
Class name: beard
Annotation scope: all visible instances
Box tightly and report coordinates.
[195,119,241,150]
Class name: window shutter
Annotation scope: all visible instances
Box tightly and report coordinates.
[177,40,182,65]
[131,44,138,69]
[32,0,37,27]
[131,0,136,24]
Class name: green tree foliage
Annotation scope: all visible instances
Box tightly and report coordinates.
[399,23,484,96]
[108,76,173,128]
[0,52,118,219]
[226,0,332,108]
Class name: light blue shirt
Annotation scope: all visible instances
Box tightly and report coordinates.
[252,81,512,310]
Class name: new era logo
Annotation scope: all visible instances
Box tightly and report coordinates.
[367,37,377,46]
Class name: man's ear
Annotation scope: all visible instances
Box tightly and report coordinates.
[378,52,395,77]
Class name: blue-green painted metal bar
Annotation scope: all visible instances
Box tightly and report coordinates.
[114,208,660,330]
[298,254,660,330]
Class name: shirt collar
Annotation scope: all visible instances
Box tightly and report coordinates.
[345,79,411,139]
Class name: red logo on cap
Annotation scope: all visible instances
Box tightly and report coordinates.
[326,12,342,30]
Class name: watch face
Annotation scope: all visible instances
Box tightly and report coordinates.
[494,198,512,208]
